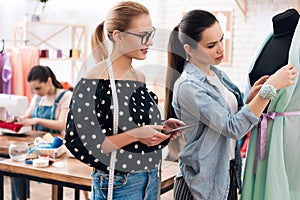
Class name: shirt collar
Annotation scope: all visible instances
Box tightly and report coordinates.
[183,62,224,81]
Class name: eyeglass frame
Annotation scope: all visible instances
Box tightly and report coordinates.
[122,27,156,45]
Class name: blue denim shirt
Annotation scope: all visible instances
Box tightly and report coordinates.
[172,62,260,200]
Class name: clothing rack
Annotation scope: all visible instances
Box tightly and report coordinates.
[1,38,30,50]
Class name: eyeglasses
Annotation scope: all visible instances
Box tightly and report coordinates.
[123,27,156,45]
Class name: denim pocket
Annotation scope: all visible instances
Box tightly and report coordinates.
[92,170,128,190]
[92,170,128,200]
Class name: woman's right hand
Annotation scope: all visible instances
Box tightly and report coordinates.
[126,125,170,146]
[246,75,269,104]
[265,64,297,90]
[102,125,170,153]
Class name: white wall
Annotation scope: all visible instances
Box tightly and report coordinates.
[0,0,297,94]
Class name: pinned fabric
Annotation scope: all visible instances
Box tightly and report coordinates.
[0,120,23,132]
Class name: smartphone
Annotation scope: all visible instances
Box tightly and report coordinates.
[163,123,200,134]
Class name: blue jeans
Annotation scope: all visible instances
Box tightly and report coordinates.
[11,177,30,200]
[91,169,159,200]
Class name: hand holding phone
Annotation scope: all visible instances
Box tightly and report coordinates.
[163,123,200,134]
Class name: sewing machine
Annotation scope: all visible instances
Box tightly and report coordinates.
[0,94,32,134]
[0,94,28,121]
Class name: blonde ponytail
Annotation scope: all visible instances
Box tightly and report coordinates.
[91,21,108,63]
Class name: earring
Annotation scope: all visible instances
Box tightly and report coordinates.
[186,54,189,61]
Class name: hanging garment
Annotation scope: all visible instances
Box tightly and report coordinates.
[0,52,12,94]
[6,46,39,100]
[19,46,40,101]
[6,48,23,95]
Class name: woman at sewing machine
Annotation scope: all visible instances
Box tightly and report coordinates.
[11,65,72,135]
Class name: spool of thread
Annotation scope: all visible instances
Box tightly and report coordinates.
[57,49,62,58]
[40,49,49,58]
[51,137,64,148]
[70,49,81,58]
[72,49,81,58]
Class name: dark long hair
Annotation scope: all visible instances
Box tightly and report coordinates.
[164,10,218,118]
[27,65,63,89]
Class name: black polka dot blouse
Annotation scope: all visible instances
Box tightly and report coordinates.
[65,79,167,173]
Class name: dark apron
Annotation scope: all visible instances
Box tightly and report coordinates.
[32,91,66,133]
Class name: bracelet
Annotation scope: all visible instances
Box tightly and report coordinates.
[259,84,277,101]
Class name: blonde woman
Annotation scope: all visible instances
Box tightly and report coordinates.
[65,1,184,200]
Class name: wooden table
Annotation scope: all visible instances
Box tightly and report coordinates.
[0,156,178,200]
[0,132,178,200]
[0,155,92,200]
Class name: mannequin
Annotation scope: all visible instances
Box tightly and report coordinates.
[242,8,300,200]
[249,8,299,86]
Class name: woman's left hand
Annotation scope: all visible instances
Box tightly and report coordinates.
[162,118,186,139]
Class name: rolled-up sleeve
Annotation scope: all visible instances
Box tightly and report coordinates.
[174,78,260,140]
